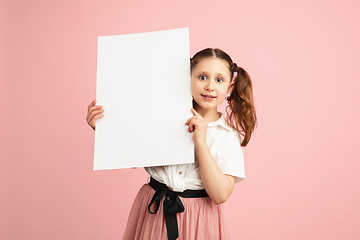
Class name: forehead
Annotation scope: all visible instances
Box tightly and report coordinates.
[192,57,231,77]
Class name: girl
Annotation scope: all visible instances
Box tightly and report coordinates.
[86,48,257,240]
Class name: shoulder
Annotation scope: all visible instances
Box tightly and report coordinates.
[208,114,240,139]
[206,114,242,155]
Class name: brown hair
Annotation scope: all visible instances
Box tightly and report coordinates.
[190,48,257,147]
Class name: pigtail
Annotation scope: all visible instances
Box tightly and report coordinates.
[226,64,257,147]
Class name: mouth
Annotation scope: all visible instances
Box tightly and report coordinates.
[201,94,216,100]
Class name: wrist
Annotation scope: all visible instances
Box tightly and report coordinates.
[194,139,207,147]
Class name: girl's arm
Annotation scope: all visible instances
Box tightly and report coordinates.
[195,141,235,204]
[186,109,235,205]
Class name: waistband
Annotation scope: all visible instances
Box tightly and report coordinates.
[147,177,208,240]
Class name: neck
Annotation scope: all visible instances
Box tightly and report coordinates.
[193,102,221,122]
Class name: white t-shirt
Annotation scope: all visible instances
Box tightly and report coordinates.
[145,114,246,192]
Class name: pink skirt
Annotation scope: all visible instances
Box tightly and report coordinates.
[122,184,231,240]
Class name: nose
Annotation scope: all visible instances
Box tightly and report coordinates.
[205,79,215,91]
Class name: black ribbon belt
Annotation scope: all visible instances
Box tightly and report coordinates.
[147,177,208,240]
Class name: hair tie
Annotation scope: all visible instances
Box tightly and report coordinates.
[232,63,238,72]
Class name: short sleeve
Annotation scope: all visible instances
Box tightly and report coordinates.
[218,132,246,183]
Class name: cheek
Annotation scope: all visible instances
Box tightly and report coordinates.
[218,86,230,98]
[191,80,200,94]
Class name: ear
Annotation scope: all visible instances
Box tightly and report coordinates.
[227,82,234,92]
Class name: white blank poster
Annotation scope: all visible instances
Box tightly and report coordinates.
[94,28,194,170]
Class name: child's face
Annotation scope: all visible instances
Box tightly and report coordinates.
[191,57,232,113]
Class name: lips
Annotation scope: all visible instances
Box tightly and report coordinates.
[201,94,216,101]
[201,94,216,98]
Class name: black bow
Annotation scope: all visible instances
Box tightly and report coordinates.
[148,188,185,240]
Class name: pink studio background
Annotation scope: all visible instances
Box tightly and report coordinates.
[1,0,360,239]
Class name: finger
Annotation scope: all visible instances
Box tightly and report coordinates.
[185,117,193,125]
[188,119,201,132]
[186,115,202,125]
[88,109,104,121]
[90,114,104,129]
[88,99,97,110]
[89,105,103,112]
[186,116,201,128]
[191,122,197,132]
[93,108,105,115]
[187,118,194,132]
[191,108,201,117]
[88,106,103,116]
[188,123,194,132]
[88,114,104,129]
[186,118,195,130]
[93,114,104,120]
[87,107,103,119]
[87,111,102,124]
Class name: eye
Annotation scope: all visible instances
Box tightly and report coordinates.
[216,78,224,83]
[199,75,207,80]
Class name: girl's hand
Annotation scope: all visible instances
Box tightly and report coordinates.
[185,108,208,144]
[86,99,104,130]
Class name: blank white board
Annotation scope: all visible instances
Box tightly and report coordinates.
[94,28,194,170]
